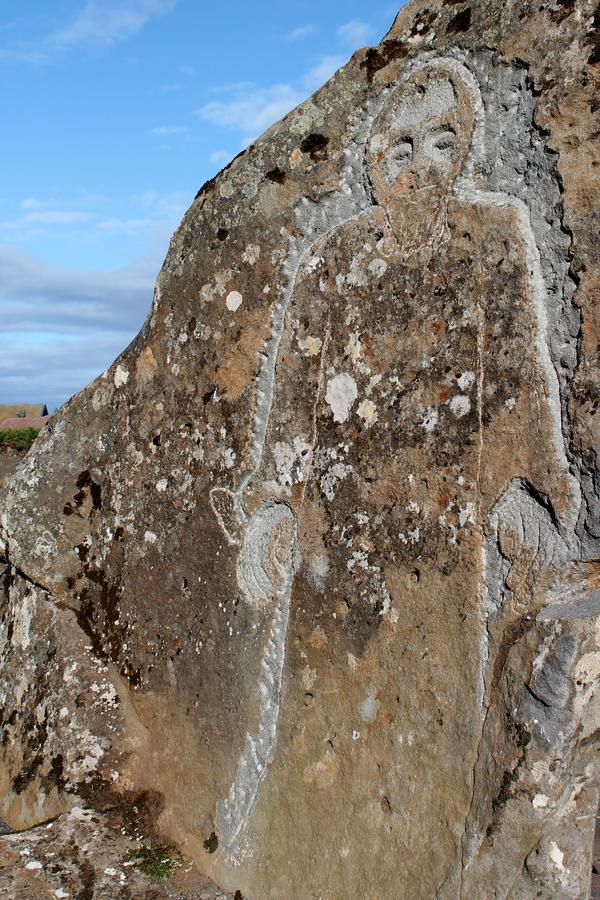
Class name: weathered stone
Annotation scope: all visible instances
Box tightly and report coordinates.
[0,449,25,490]
[1,1,598,897]
[0,806,236,898]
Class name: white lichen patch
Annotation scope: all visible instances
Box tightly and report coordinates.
[34,530,57,560]
[549,842,564,870]
[273,437,312,487]
[200,268,233,305]
[65,729,109,779]
[357,398,378,426]
[368,258,388,277]
[89,681,119,707]
[420,406,439,432]
[242,243,261,265]
[298,335,322,357]
[113,365,129,388]
[398,528,420,545]
[223,448,237,469]
[92,383,112,410]
[458,502,475,527]
[155,478,168,493]
[305,254,324,273]
[456,370,476,391]
[144,530,158,544]
[289,147,303,168]
[346,245,373,287]
[360,685,380,723]
[226,291,243,312]
[345,331,364,365]
[366,373,382,395]
[573,650,600,736]
[325,373,358,424]
[320,463,353,501]
[449,395,471,417]
[532,793,549,809]
[307,553,329,591]
[13,591,35,650]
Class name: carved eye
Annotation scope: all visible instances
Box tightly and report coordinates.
[393,138,413,160]
[434,136,455,152]
[432,129,456,156]
[385,138,412,180]
[427,129,457,167]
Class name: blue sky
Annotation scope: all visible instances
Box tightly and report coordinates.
[0,1,400,411]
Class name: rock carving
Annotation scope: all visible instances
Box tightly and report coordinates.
[1,6,597,896]
[211,56,581,854]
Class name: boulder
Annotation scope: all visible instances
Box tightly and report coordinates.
[1,0,598,896]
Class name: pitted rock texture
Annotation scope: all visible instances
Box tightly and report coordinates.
[0,807,237,899]
[0,449,26,489]
[1,1,599,898]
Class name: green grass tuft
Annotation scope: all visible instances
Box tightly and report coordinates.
[129,844,182,879]
[0,427,40,452]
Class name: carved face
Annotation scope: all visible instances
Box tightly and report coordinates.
[368,69,474,205]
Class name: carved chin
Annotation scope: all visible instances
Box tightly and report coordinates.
[374,179,452,208]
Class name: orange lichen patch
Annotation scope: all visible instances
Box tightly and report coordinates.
[437,484,452,510]
[584,559,600,591]
[135,346,158,385]
[308,628,328,650]
[360,331,377,361]
[214,311,268,401]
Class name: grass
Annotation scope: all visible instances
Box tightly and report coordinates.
[0,427,40,452]
[128,844,182,879]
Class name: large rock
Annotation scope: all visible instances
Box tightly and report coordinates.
[1,1,598,896]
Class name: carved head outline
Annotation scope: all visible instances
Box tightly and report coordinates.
[367,59,481,205]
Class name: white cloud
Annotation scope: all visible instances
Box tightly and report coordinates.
[22,210,92,225]
[98,217,155,232]
[21,197,44,210]
[196,46,350,146]
[303,55,345,91]
[149,124,187,136]
[135,190,188,218]
[51,0,176,48]
[0,332,133,411]
[337,19,375,47]
[0,0,176,63]
[210,149,231,166]
[0,208,94,238]
[97,191,188,234]
[287,25,315,41]
[197,84,304,143]
[0,243,159,408]
[0,244,155,331]
[0,190,186,244]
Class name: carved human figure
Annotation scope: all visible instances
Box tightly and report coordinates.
[210,59,574,869]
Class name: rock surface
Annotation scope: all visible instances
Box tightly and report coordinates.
[0,807,236,899]
[0,449,25,489]
[1,0,599,897]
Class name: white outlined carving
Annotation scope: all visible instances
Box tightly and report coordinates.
[210,55,579,854]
